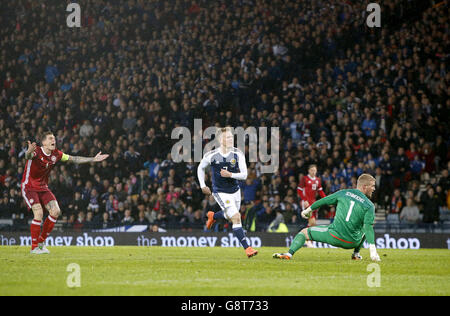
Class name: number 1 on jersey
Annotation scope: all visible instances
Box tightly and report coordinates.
[346,200,355,222]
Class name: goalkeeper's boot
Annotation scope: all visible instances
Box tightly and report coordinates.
[352,252,363,260]
[245,247,258,258]
[38,243,50,254]
[272,253,292,260]
[206,211,216,230]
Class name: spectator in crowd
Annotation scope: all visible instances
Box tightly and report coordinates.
[83,211,96,230]
[268,209,289,233]
[98,212,114,230]
[73,211,86,231]
[88,189,100,213]
[438,169,449,192]
[361,113,377,137]
[435,185,448,212]
[392,147,409,187]
[390,189,405,214]
[420,188,440,227]
[242,178,260,204]
[80,120,94,138]
[136,210,150,226]
[181,206,195,231]
[105,194,119,217]
[0,196,10,218]
[64,214,76,230]
[166,207,181,229]
[410,155,426,180]
[400,198,420,226]
[144,205,158,225]
[191,210,204,230]
[121,209,135,225]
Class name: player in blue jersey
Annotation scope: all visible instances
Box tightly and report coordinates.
[197,127,258,258]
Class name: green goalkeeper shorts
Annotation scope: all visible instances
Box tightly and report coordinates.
[307,225,357,249]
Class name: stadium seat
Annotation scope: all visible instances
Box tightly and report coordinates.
[386,214,400,232]
[374,220,388,232]
[442,221,450,232]
[439,208,450,221]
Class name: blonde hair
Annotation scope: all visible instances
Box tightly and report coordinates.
[216,127,233,140]
[308,164,317,171]
[357,174,376,186]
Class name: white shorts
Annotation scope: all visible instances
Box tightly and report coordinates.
[212,190,241,220]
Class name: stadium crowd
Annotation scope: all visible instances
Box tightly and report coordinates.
[0,0,448,232]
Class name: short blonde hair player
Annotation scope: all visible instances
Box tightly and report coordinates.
[197,127,258,258]
[273,174,381,261]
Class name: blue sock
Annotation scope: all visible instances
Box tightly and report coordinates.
[233,225,250,249]
[213,211,225,220]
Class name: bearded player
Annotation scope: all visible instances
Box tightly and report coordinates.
[273,174,381,261]
[22,131,109,254]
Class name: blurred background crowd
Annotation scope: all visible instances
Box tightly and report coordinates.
[0,0,448,232]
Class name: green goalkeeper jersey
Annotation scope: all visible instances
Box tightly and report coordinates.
[310,189,375,244]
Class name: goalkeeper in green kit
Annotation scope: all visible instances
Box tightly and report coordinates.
[273,174,381,261]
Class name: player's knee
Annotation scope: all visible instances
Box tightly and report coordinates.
[231,213,241,225]
[34,212,43,221]
[32,206,44,221]
[300,228,309,239]
[48,202,61,218]
[50,207,61,218]
[51,209,61,218]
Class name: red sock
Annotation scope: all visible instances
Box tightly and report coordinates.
[38,215,57,244]
[30,220,42,250]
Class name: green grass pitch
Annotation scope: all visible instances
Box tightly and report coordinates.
[0,246,449,296]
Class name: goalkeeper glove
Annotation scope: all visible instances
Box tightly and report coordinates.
[369,244,381,262]
[301,206,313,219]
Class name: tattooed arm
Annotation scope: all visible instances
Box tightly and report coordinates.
[65,152,109,164]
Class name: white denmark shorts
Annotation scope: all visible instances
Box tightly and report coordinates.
[212,190,242,220]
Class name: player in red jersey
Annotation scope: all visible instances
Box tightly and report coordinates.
[22,131,109,254]
[297,164,326,227]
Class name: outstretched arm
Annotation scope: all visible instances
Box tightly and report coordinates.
[65,152,109,164]
[310,191,340,210]
[301,191,340,219]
